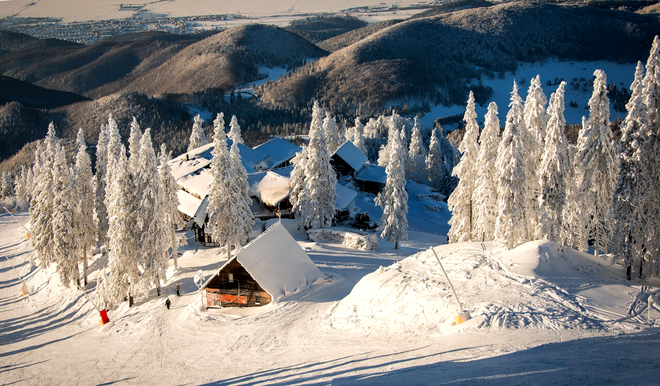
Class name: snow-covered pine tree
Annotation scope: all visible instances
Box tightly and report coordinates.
[105,114,123,203]
[473,102,500,241]
[159,144,184,271]
[339,120,348,145]
[226,140,255,254]
[228,115,244,145]
[101,145,140,307]
[95,123,110,246]
[0,171,13,198]
[351,117,367,155]
[15,166,30,206]
[448,91,480,243]
[298,101,337,229]
[187,114,209,151]
[494,82,534,249]
[30,123,57,268]
[426,128,445,192]
[207,113,235,255]
[135,128,169,296]
[575,70,618,257]
[523,75,547,235]
[128,117,143,176]
[407,117,427,184]
[72,129,97,287]
[323,111,342,155]
[290,145,309,220]
[375,119,408,249]
[364,117,384,162]
[537,82,570,242]
[613,61,647,279]
[51,141,79,287]
[561,142,582,249]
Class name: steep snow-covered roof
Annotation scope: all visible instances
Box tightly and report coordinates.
[354,164,387,184]
[228,139,270,172]
[177,189,203,218]
[335,184,357,210]
[178,168,212,198]
[257,171,291,207]
[332,141,367,172]
[202,222,323,302]
[169,141,268,179]
[254,137,302,169]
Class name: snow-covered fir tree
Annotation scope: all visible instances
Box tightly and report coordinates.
[72,129,97,286]
[30,124,57,268]
[15,166,30,206]
[297,101,336,229]
[159,144,183,271]
[207,113,236,255]
[561,142,582,249]
[135,128,169,296]
[100,146,140,307]
[537,82,570,242]
[187,114,209,151]
[364,117,385,162]
[225,140,255,255]
[495,82,534,249]
[228,115,243,145]
[473,102,500,241]
[575,70,618,257]
[350,117,367,155]
[51,141,79,287]
[375,118,408,249]
[612,61,647,279]
[426,128,445,192]
[323,111,342,155]
[128,117,143,176]
[448,91,480,243]
[1,171,13,198]
[406,117,427,184]
[95,123,110,246]
[524,75,549,158]
[290,145,309,219]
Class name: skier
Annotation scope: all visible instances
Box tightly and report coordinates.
[165,297,171,310]
[175,284,180,297]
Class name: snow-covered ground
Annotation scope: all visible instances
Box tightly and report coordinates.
[2,202,659,384]
[418,60,637,129]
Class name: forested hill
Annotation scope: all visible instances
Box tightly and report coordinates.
[259,2,660,115]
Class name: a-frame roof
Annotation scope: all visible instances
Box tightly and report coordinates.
[201,222,323,302]
[332,140,367,172]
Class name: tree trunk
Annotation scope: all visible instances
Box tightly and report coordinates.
[156,275,161,296]
[173,245,178,272]
[82,244,88,287]
[227,242,232,260]
[395,239,399,250]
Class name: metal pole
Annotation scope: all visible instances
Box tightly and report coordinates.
[3,206,31,235]
[430,247,464,314]
[3,255,30,296]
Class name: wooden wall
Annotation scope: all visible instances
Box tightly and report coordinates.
[204,259,272,308]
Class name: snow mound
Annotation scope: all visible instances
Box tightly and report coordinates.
[326,243,605,334]
[497,240,623,280]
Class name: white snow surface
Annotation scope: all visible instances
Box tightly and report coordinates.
[1,211,660,385]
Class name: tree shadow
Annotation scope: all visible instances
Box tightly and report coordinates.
[201,330,660,385]
[0,359,50,374]
[0,330,86,359]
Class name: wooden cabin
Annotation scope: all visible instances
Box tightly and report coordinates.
[201,221,323,308]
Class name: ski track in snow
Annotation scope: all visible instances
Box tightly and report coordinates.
[1,212,660,384]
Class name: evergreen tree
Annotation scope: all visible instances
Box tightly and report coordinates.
[187,114,209,151]
[613,62,647,278]
[101,146,140,307]
[159,144,183,271]
[0,171,13,198]
[128,117,143,176]
[30,123,57,268]
[95,123,110,246]
[351,117,367,155]
[72,129,97,287]
[375,119,408,249]
[407,117,427,184]
[51,142,78,287]
[290,145,309,219]
[426,128,445,192]
[473,102,500,241]
[575,70,618,257]
[448,91,480,243]
[298,101,336,229]
[561,143,582,249]
[228,115,243,145]
[226,140,255,254]
[538,82,570,242]
[15,166,30,206]
[136,128,169,296]
[207,113,235,255]
[323,111,342,155]
[495,82,533,249]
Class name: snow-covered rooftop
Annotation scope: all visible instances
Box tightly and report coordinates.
[332,141,367,172]
[177,168,212,199]
[335,184,358,210]
[256,171,291,207]
[254,137,302,169]
[169,143,213,180]
[202,222,323,302]
[354,163,387,184]
[177,189,203,219]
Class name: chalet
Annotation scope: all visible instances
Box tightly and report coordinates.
[254,137,302,169]
[201,222,323,308]
[335,183,358,222]
[248,169,294,220]
[330,140,368,178]
[353,164,387,195]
